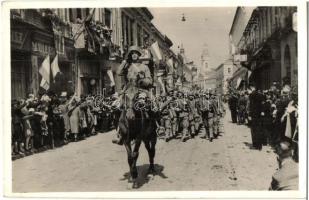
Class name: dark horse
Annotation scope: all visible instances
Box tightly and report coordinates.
[117,92,158,189]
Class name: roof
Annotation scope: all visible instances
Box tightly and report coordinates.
[142,8,154,20]
[229,7,241,36]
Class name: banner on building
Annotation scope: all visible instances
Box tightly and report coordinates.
[39,55,50,86]
[107,69,115,87]
[51,54,61,80]
[150,41,163,62]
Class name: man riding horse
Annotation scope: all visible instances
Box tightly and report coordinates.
[112,45,158,189]
[112,45,153,145]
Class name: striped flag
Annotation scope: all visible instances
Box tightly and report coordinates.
[51,54,60,80]
[150,41,163,62]
[107,69,115,87]
[40,77,49,90]
[39,55,50,86]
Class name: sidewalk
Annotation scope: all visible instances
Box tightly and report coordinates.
[222,105,278,190]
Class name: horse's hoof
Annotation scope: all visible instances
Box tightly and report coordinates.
[127,182,134,189]
[147,166,156,176]
[132,181,139,189]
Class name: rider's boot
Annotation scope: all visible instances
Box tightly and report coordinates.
[112,127,124,145]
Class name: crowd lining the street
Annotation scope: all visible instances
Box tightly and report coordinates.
[11,92,120,159]
[10,41,298,190]
[226,78,298,190]
[11,87,226,160]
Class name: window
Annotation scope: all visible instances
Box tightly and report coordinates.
[130,19,134,45]
[105,9,111,28]
[69,9,74,22]
[137,24,142,46]
[76,8,82,19]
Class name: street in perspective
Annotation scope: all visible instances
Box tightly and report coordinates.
[10,7,298,192]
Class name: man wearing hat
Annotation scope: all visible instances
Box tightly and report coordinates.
[248,84,264,150]
[269,141,298,190]
[113,45,153,145]
[188,92,198,137]
[159,93,173,142]
[179,94,190,142]
[198,90,216,142]
[237,91,247,125]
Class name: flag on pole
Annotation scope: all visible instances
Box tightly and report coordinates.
[85,8,95,23]
[150,41,163,62]
[40,77,50,90]
[39,55,50,85]
[236,77,242,89]
[248,70,252,79]
[107,70,115,87]
[51,54,60,80]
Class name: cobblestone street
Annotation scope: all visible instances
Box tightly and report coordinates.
[12,108,278,192]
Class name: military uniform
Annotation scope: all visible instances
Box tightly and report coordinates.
[179,98,190,142]
[188,94,198,137]
[159,96,173,141]
[198,92,216,142]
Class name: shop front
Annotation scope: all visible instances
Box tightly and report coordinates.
[249,43,281,90]
[11,10,75,98]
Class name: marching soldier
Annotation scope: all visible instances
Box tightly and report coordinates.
[159,94,173,142]
[179,95,190,142]
[168,90,178,138]
[209,90,219,139]
[198,90,216,142]
[194,92,202,135]
[188,93,198,138]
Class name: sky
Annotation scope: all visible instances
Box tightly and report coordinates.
[149,7,236,70]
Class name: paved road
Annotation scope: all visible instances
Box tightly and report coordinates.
[12,108,277,192]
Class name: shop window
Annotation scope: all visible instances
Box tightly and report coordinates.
[11,55,29,99]
[69,9,74,22]
[105,8,111,28]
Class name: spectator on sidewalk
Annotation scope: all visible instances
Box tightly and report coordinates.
[248,84,264,150]
[228,92,238,123]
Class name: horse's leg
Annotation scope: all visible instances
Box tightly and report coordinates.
[131,139,142,188]
[144,137,157,175]
[123,141,133,183]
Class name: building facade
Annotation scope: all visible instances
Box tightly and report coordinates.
[11,9,75,99]
[11,8,179,98]
[229,7,297,90]
[215,59,235,95]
